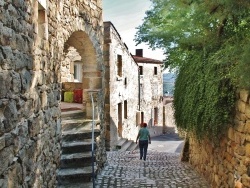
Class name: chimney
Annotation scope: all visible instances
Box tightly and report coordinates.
[136,49,143,57]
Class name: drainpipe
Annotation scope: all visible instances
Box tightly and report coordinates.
[89,91,97,188]
[138,69,140,111]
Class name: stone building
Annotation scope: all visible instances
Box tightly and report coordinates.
[103,22,139,150]
[0,0,106,187]
[133,50,164,137]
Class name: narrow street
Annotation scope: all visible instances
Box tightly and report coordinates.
[95,134,210,188]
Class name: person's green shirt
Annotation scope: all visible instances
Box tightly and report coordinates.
[138,128,150,140]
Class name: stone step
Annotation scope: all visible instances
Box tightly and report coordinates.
[62,129,100,142]
[119,140,133,152]
[61,110,85,119]
[127,142,138,151]
[57,182,93,188]
[62,119,100,132]
[57,166,97,185]
[116,138,128,150]
[60,152,95,169]
[62,140,95,154]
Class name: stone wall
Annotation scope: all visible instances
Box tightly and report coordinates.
[187,89,250,187]
[163,102,177,134]
[61,47,81,83]
[104,22,139,150]
[0,0,105,187]
[138,62,164,137]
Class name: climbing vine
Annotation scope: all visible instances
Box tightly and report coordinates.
[135,0,250,140]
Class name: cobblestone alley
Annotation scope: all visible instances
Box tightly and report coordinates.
[95,134,210,188]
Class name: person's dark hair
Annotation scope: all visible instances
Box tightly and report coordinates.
[142,122,147,127]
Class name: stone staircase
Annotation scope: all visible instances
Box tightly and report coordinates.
[57,110,100,187]
[116,138,138,152]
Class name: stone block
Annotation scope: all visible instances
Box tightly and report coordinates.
[11,71,21,93]
[246,134,250,142]
[28,117,41,138]
[4,133,13,147]
[246,143,250,157]
[20,69,32,92]
[227,127,235,141]
[245,104,250,119]
[235,131,246,145]
[237,100,246,113]
[242,174,250,188]
[7,161,23,188]
[0,146,14,175]
[0,135,5,151]
[234,119,245,133]
[245,120,250,133]
[0,71,11,98]
[240,89,249,103]
[235,145,246,156]
[224,151,232,163]
[235,111,247,122]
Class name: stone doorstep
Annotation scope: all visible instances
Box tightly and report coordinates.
[127,142,139,151]
[116,138,128,149]
[119,140,134,152]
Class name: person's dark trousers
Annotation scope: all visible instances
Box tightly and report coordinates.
[139,140,148,161]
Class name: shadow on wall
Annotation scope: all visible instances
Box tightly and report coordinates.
[106,117,118,151]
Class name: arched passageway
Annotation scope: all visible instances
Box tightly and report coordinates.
[61,30,102,118]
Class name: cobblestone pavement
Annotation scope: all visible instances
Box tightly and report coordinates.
[95,150,210,188]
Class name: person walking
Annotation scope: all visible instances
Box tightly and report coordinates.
[136,122,151,161]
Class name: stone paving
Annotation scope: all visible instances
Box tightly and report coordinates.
[95,150,210,188]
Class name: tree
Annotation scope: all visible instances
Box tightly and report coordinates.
[135,0,250,139]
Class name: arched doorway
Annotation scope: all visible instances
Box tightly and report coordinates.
[60,31,102,118]
[57,30,104,185]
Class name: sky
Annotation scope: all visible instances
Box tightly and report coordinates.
[102,0,165,61]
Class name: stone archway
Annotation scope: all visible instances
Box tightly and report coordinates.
[57,29,105,185]
[61,31,103,118]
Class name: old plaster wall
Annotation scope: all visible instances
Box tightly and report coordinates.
[188,89,250,188]
[104,22,139,150]
[139,63,164,137]
[0,0,105,187]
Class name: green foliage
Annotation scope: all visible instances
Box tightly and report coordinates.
[135,0,250,140]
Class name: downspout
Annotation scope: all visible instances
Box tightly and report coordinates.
[138,68,140,111]
[89,91,96,188]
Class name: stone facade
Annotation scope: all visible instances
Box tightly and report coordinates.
[0,0,106,187]
[133,52,164,137]
[187,89,250,187]
[163,101,176,134]
[103,22,139,150]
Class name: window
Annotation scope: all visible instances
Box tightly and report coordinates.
[139,66,143,75]
[38,1,48,40]
[117,55,122,77]
[74,62,82,82]
[154,108,158,125]
[141,111,144,124]
[118,103,123,137]
[124,100,127,119]
[124,77,127,86]
[154,67,157,75]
